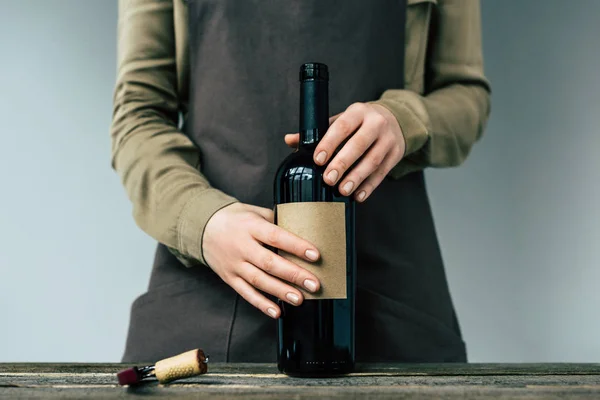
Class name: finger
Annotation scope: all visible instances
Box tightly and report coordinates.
[250,220,320,262]
[229,275,281,318]
[354,148,402,202]
[314,104,365,167]
[238,261,304,306]
[323,123,379,188]
[337,137,391,196]
[246,243,321,293]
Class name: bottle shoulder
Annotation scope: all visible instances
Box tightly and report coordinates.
[275,148,320,176]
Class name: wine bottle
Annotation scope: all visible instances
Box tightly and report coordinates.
[274,63,356,376]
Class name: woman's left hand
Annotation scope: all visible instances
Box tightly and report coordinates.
[284,102,405,203]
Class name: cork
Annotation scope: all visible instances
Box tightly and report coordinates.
[154,349,207,383]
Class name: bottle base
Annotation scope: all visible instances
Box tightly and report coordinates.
[278,361,355,378]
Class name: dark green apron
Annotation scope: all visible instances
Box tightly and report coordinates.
[123,0,466,363]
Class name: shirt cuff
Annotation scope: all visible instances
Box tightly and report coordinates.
[176,188,239,266]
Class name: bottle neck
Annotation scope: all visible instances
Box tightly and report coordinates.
[299,78,329,147]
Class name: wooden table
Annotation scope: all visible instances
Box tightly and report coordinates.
[2,363,600,399]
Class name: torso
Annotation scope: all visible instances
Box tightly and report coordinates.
[122,0,466,364]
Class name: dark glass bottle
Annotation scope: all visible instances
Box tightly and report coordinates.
[274,63,356,376]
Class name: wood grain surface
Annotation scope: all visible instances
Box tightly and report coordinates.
[1,363,600,399]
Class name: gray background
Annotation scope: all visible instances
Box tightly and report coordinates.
[0,0,598,362]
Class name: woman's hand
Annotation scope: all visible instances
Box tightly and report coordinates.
[202,202,321,319]
[285,103,405,202]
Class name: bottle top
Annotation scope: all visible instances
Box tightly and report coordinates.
[300,62,329,81]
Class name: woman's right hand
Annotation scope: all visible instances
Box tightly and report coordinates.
[202,202,321,319]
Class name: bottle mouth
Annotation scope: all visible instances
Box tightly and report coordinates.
[300,62,329,81]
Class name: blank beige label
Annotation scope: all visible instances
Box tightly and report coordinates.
[276,202,347,300]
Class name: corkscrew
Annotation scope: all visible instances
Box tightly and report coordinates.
[117,348,208,385]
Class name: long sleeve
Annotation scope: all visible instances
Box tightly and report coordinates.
[110,0,238,267]
[373,0,491,178]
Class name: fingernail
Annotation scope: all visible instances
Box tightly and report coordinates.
[304,279,318,292]
[286,292,300,305]
[305,249,319,261]
[357,190,366,201]
[327,169,339,184]
[316,151,327,164]
[267,308,278,318]
[343,181,354,194]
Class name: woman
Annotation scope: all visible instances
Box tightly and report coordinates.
[111,0,490,363]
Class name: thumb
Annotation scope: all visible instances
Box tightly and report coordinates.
[249,205,275,223]
[285,113,340,146]
[284,133,299,148]
[329,112,342,124]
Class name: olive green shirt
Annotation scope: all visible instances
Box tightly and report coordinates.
[110,0,491,267]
